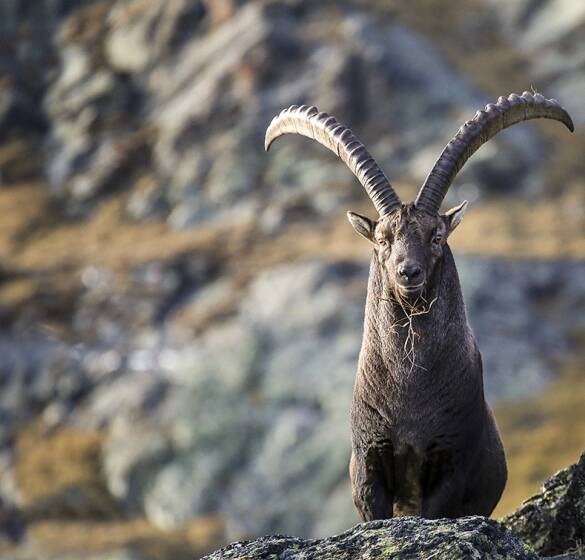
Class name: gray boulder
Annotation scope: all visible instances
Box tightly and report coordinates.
[204,517,538,560]
[206,452,585,559]
[504,452,585,556]
[105,0,206,73]
[483,0,585,125]
[458,258,585,400]
[41,0,549,225]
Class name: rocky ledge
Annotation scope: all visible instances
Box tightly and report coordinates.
[204,453,585,559]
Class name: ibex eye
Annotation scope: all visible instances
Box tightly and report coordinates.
[432,235,442,245]
[378,239,388,247]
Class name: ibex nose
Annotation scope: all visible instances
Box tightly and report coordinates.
[398,263,423,283]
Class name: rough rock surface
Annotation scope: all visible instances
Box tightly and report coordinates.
[205,453,585,559]
[40,0,546,224]
[504,452,585,556]
[203,517,537,560]
[484,0,585,124]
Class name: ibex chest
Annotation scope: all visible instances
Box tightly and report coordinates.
[355,345,483,449]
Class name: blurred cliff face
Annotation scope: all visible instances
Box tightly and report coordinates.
[0,1,584,559]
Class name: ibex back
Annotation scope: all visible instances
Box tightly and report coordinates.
[265,92,574,519]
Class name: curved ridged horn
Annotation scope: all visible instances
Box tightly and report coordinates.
[415,91,575,214]
[265,105,401,217]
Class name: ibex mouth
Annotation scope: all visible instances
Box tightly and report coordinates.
[397,283,425,298]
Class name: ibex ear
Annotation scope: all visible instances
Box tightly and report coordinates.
[347,211,376,243]
[444,200,468,235]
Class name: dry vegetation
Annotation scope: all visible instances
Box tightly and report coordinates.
[0,180,583,278]
[14,424,117,519]
[28,517,224,560]
[494,354,585,517]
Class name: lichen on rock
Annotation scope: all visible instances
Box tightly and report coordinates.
[503,452,585,556]
[203,517,538,559]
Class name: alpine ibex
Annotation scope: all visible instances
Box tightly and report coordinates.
[265,92,574,519]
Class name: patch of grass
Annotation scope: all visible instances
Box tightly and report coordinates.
[0,277,37,307]
[0,186,248,274]
[449,191,585,259]
[0,183,48,252]
[14,424,118,519]
[0,137,44,183]
[493,356,585,518]
[27,517,224,560]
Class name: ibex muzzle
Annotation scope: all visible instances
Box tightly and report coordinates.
[265,92,574,519]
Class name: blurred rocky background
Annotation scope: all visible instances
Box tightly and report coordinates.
[0,0,584,559]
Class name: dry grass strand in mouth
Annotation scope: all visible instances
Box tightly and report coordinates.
[378,291,438,372]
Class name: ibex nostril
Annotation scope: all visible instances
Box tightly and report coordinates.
[399,264,421,281]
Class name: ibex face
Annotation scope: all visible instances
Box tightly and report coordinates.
[347,202,467,300]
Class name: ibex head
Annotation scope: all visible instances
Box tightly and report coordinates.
[346,201,467,298]
[265,92,574,299]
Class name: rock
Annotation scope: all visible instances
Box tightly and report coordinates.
[203,517,538,559]
[102,417,172,514]
[20,0,564,235]
[209,449,585,556]
[125,176,169,221]
[484,0,585,124]
[0,335,88,446]
[105,0,206,73]
[224,406,351,539]
[44,45,141,210]
[0,77,46,141]
[468,259,585,399]
[0,495,26,546]
[240,260,365,343]
[41,0,548,225]
[459,258,566,400]
[340,15,543,200]
[483,0,585,50]
[44,2,148,214]
[503,452,585,556]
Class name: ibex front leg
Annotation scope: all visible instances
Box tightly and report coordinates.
[349,442,394,521]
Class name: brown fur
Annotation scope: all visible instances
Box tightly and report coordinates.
[347,203,507,520]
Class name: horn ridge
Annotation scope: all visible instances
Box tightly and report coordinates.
[265,105,401,217]
[415,91,574,214]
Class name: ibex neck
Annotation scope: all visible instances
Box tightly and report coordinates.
[361,246,468,376]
